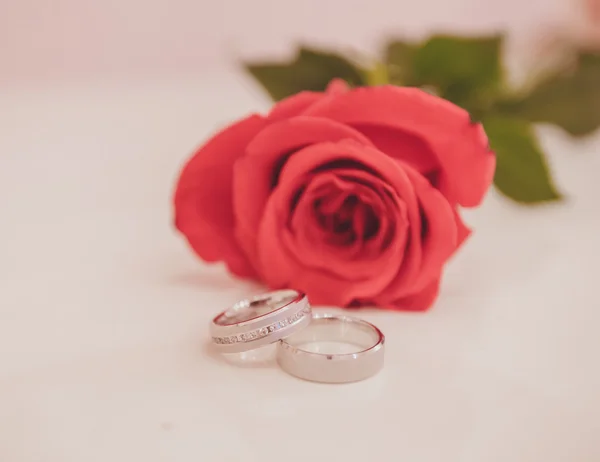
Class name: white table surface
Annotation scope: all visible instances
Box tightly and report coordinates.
[1,71,599,462]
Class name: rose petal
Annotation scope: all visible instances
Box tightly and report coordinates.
[353,124,438,174]
[258,201,361,305]
[285,169,398,263]
[277,140,424,291]
[373,162,458,304]
[288,176,365,262]
[233,117,374,264]
[258,191,407,305]
[397,165,458,287]
[266,79,349,122]
[174,114,266,277]
[284,172,408,274]
[309,168,402,257]
[325,78,351,95]
[267,91,324,122]
[255,140,420,304]
[304,85,495,207]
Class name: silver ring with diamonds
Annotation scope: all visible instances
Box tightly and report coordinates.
[276,313,384,383]
[210,289,311,353]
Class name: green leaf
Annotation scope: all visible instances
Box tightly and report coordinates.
[384,40,417,85]
[496,52,600,137]
[412,35,504,111]
[483,116,562,203]
[413,34,503,88]
[244,47,366,101]
[365,61,390,86]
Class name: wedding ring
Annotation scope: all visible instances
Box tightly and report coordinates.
[276,313,384,383]
[210,289,311,353]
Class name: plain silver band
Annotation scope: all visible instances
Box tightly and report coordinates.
[276,313,385,383]
[210,290,311,353]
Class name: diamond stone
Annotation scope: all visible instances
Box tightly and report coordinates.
[215,309,312,346]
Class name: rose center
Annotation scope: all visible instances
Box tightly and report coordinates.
[314,193,380,246]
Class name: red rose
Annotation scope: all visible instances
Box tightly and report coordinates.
[174,81,494,310]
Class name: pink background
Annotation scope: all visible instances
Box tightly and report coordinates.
[0,0,573,82]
